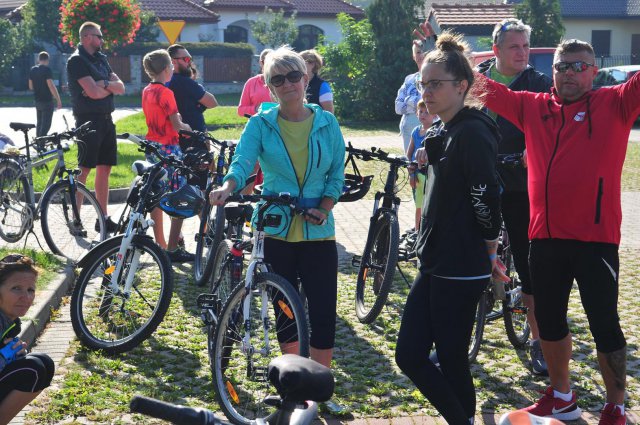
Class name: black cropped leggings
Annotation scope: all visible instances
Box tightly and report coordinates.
[264,238,338,349]
[0,353,55,401]
[395,272,487,425]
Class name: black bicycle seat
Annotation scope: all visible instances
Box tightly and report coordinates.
[9,122,36,131]
[132,160,154,175]
[268,354,334,403]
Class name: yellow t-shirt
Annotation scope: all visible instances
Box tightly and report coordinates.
[276,114,312,242]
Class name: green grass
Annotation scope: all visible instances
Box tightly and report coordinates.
[0,247,64,291]
[115,106,399,140]
[31,142,142,192]
[623,142,640,191]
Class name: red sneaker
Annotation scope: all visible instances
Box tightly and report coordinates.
[521,386,582,421]
[599,404,627,425]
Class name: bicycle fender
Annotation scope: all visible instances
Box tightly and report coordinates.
[75,234,155,268]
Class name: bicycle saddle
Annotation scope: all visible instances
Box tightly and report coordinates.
[268,354,334,403]
[131,160,154,175]
[9,122,36,131]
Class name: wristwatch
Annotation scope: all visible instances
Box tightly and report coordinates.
[103,80,109,89]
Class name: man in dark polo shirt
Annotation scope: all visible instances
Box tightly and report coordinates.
[66,21,125,232]
[29,51,62,137]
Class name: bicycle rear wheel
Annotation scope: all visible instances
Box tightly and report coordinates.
[210,239,242,313]
[0,159,29,243]
[502,246,530,348]
[211,272,309,425]
[194,200,225,286]
[355,211,399,324]
[468,289,487,363]
[70,235,173,354]
[41,180,106,262]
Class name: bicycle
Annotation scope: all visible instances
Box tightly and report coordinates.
[346,143,417,324]
[70,133,203,354]
[178,129,239,287]
[129,354,334,425]
[0,121,106,261]
[197,192,313,425]
[468,153,530,363]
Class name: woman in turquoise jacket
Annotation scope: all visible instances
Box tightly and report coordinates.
[210,46,346,413]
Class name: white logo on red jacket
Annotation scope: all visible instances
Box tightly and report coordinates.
[574,112,586,122]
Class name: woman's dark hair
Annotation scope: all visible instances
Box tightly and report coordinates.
[0,254,38,288]
[423,30,484,108]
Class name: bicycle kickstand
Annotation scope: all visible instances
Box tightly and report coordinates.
[396,263,412,288]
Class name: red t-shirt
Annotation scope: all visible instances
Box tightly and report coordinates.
[142,82,179,146]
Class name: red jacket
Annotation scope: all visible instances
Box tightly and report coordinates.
[480,72,640,244]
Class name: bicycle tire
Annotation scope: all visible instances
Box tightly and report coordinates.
[211,272,309,425]
[0,159,29,243]
[355,211,400,324]
[194,201,226,286]
[70,235,173,354]
[502,245,530,348]
[468,290,487,363]
[41,180,106,262]
[210,239,241,315]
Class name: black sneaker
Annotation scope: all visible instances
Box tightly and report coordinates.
[166,247,196,263]
[96,216,119,233]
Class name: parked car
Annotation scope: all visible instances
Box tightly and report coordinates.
[593,65,640,88]
[471,47,555,77]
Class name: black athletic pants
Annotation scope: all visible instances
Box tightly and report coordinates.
[0,353,54,401]
[395,272,487,424]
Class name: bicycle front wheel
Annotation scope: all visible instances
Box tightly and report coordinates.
[194,200,226,286]
[70,235,173,354]
[355,211,400,324]
[0,159,29,243]
[41,180,106,261]
[502,246,530,348]
[211,272,309,425]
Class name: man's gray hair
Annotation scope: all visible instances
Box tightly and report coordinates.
[492,18,531,46]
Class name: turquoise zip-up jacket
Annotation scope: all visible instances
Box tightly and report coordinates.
[224,103,345,240]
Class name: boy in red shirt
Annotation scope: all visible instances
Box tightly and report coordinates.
[141,49,193,263]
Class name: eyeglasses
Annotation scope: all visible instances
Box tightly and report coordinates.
[88,34,104,40]
[173,56,192,64]
[416,79,460,93]
[270,71,304,87]
[553,61,594,73]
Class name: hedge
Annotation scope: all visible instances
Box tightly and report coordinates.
[112,41,254,58]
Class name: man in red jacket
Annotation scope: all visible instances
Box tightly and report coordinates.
[479,39,639,425]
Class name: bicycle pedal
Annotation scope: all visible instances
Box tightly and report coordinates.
[251,366,269,382]
[197,293,217,309]
[351,255,361,267]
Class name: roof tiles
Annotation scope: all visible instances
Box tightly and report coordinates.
[205,0,364,16]
[140,0,220,20]
[429,3,515,26]
[560,0,640,17]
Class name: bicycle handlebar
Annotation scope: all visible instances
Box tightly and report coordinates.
[33,121,95,147]
[130,395,225,425]
[178,129,236,149]
[345,142,415,167]
[227,193,324,223]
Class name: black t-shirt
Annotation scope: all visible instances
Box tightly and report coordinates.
[166,73,207,132]
[66,45,114,115]
[29,65,53,102]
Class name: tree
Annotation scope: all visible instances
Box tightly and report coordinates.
[21,0,71,53]
[0,20,23,80]
[133,10,160,43]
[319,13,377,120]
[251,7,298,49]
[367,0,423,119]
[516,0,565,47]
[59,0,142,50]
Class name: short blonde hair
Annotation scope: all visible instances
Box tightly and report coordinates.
[300,49,323,75]
[143,49,172,79]
[79,21,100,39]
[263,46,307,101]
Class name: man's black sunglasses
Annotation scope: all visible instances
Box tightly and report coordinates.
[270,71,304,87]
[553,61,594,73]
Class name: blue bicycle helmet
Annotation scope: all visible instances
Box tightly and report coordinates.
[158,184,205,219]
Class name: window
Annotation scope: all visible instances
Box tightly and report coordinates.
[225,25,248,43]
[592,30,611,57]
[293,25,324,51]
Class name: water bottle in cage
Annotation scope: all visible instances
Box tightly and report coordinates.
[230,242,243,281]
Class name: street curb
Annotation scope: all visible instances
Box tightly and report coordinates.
[108,186,129,204]
[19,261,75,349]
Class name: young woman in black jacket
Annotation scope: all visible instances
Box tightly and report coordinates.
[394,31,508,425]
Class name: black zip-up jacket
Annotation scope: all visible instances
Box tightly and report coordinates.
[416,107,502,278]
[476,59,552,192]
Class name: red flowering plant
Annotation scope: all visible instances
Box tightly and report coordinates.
[59,0,142,50]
